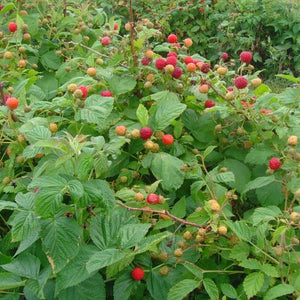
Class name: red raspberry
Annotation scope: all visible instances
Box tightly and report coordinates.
[147,193,159,204]
[234,76,248,89]
[162,134,174,145]
[131,267,144,281]
[227,86,234,91]
[166,56,177,66]
[167,52,178,58]
[78,86,88,99]
[221,52,229,60]
[261,109,273,114]
[8,22,18,33]
[140,127,153,140]
[184,56,194,64]
[172,67,182,79]
[239,51,252,63]
[34,187,40,193]
[100,90,113,97]
[6,97,19,110]
[269,157,281,170]
[113,23,118,30]
[0,6,3,11]
[201,63,210,73]
[101,36,111,46]
[167,34,178,43]
[205,100,215,108]
[141,58,150,66]
[155,58,166,70]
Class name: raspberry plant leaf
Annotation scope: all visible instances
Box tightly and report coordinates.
[151,95,186,131]
[263,284,295,300]
[243,271,265,298]
[41,217,82,273]
[57,273,106,300]
[203,278,219,300]
[150,152,185,191]
[55,245,98,295]
[167,279,201,300]
[1,253,40,279]
[86,249,130,273]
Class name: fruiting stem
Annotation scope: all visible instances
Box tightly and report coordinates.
[117,202,208,229]
[129,0,138,67]
[66,41,109,58]
[199,154,217,200]
[63,0,67,17]
[0,82,5,105]
[249,241,279,265]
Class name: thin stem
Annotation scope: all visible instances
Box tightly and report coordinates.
[129,0,138,67]
[199,154,217,199]
[0,82,5,105]
[117,202,208,229]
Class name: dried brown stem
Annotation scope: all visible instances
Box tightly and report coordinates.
[129,0,138,67]
[63,0,67,17]
[117,202,208,229]
[0,82,5,106]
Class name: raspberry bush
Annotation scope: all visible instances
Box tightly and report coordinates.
[0,1,299,300]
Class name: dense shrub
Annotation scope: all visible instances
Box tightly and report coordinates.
[104,0,300,79]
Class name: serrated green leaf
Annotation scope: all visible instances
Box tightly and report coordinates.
[119,224,151,249]
[113,270,136,300]
[252,206,281,225]
[167,279,201,300]
[0,201,18,212]
[41,51,62,70]
[203,278,219,300]
[137,104,149,127]
[256,182,284,206]
[150,152,185,191]
[152,97,186,131]
[55,245,98,295]
[242,176,275,194]
[229,242,250,261]
[220,283,237,299]
[203,146,217,158]
[109,75,136,95]
[0,273,26,290]
[24,126,51,144]
[82,179,115,208]
[136,232,172,254]
[106,254,135,278]
[243,272,264,298]
[148,180,162,194]
[211,171,235,184]
[181,262,203,279]
[263,284,294,300]
[75,95,114,125]
[35,189,63,217]
[115,188,136,202]
[90,209,134,250]
[260,264,279,277]
[41,217,82,273]
[86,249,128,273]
[239,258,262,270]
[58,273,105,300]
[1,254,40,279]
[245,148,276,165]
[226,221,252,242]
[171,197,186,218]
